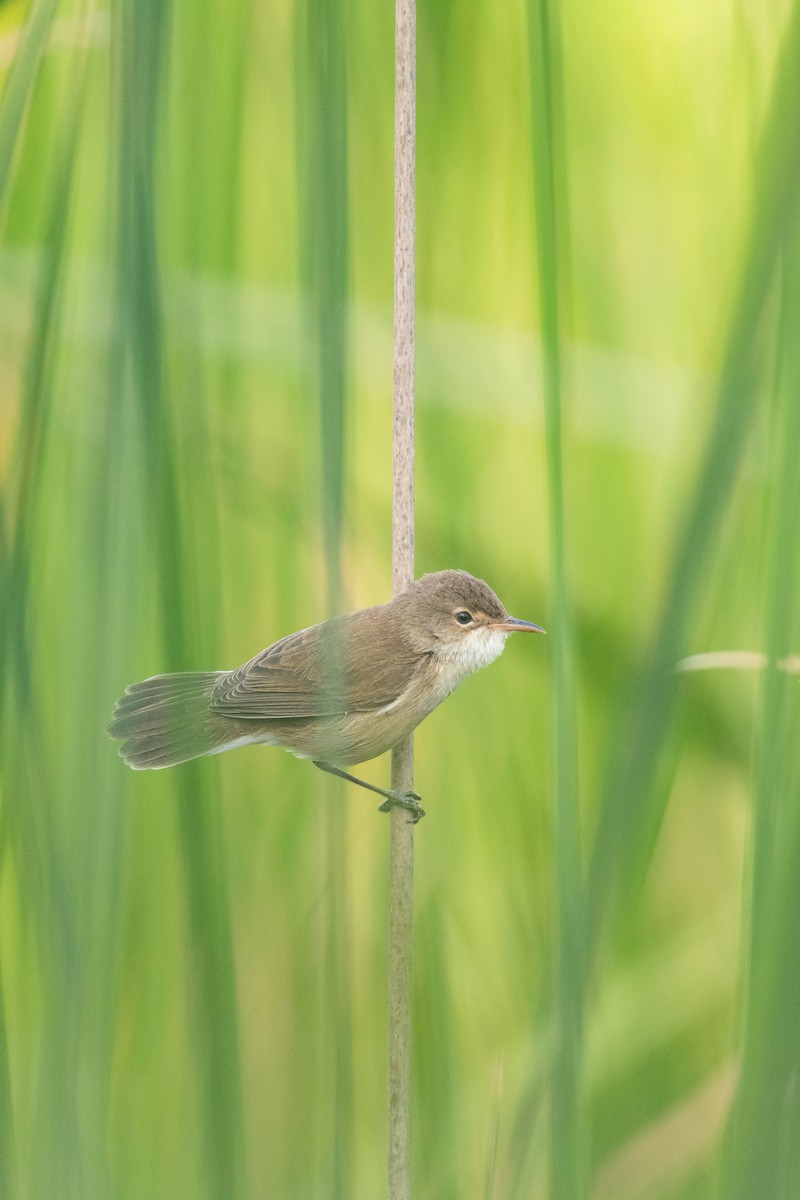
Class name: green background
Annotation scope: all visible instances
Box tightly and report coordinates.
[2,0,800,1197]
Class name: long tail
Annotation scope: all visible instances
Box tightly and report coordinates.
[108,671,235,769]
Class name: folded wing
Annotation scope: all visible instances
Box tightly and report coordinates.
[209,606,422,720]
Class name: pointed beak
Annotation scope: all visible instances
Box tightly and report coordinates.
[494,616,546,634]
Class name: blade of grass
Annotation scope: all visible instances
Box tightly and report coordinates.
[717,208,800,1200]
[1,61,94,1199]
[414,902,457,1200]
[587,0,800,959]
[305,0,348,616]
[0,0,59,210]
[112,1,245,1195]
[525,1,584,1197]
[296,0,353,1192]
[0,501,16,1200]
[0,958,12,1200]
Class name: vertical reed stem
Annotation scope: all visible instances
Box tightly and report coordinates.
[388,0,415,1196]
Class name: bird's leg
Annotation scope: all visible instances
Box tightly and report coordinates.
[312,761,426,823]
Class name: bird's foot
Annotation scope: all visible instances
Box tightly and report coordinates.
[378,790,426,823]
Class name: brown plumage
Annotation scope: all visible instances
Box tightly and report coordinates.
[107,570,544,815]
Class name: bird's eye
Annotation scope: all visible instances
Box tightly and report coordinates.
[455,610,473,625]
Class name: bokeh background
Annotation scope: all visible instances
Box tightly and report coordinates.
[2,0,800,1197]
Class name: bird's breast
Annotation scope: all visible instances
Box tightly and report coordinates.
[432,627,509,686]
[253,629,509,767]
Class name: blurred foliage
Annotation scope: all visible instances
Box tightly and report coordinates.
[1,0,799,1198]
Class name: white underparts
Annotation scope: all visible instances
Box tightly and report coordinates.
[435,627,509,682]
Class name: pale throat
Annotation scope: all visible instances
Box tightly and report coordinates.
[434,626,509,686]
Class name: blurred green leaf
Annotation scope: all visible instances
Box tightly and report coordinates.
[0,0,798,1196]
[526,0,585,1195]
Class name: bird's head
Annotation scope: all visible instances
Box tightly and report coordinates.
[398,570,545,679]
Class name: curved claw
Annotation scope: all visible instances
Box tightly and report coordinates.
[377,790,426,822]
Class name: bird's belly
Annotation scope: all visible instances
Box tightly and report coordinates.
[240,664,457,767]
[249,701,425,767]
[323,711,416,765]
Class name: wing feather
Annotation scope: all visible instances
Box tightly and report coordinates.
[209,605,422,720]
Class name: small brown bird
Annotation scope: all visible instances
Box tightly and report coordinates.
[108,570,544,819]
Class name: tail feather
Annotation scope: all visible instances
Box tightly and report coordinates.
[108,671,236,769]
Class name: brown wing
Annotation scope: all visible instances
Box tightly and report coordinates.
[209,604,422,720]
